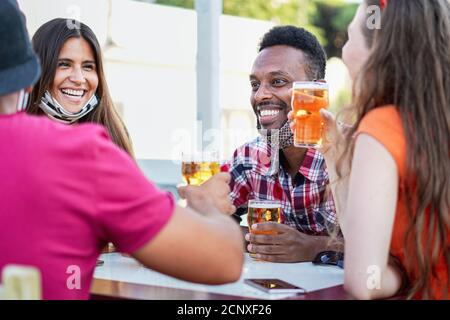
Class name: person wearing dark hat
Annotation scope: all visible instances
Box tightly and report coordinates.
[0,0,40,113]
[0,0,243,300]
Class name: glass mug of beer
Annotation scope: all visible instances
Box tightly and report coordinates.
[247,200,282,235]
[291,81,329,148]
[181,151,220,186]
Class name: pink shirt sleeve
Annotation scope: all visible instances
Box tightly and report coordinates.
[90,129,175,254]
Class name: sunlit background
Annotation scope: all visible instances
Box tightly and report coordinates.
[18,0,359,192]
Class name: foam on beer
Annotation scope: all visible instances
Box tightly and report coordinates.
[248,201,280,209]
[292,81,328,90]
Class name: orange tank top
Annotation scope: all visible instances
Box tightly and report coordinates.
[356,105,449,299]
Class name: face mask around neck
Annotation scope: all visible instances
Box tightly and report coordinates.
[39,90,99,124]
[258,120,294,150]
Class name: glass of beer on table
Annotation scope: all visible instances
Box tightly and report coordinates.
[247,200,282,235]
[291,81,329,148]
[181,151,220,186]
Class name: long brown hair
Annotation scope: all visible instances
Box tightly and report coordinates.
[337,0,450,299]
[28,18,134,158]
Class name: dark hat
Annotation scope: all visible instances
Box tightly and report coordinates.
[0,0,40,96]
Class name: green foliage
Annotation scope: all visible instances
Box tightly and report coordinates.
[153,0,311,26]
[151,0,322,47]
[148,0,358,58]
[223,0,310,25]
[310,0,358,58]
[331,85,352,113]
[155,0,194,9]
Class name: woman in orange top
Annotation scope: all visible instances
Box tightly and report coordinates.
[336,0,449,299]
[291,0,449,299]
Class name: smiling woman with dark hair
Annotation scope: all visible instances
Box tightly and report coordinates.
[27,18,134,158]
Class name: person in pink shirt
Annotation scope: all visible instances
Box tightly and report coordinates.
[0,0,244,300]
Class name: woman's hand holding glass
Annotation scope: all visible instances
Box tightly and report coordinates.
[287,97,351,164]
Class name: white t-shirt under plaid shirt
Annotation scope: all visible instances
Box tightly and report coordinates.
[229,136,337,236]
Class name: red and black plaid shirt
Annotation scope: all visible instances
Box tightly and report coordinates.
[229,137,337,235]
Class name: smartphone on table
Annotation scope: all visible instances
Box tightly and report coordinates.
[244,279,306,294]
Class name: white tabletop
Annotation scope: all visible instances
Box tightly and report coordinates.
[94,253,344,300]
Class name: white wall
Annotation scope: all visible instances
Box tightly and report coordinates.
[18,0,109,46]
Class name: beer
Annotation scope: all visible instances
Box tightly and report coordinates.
[181,161,220,186]
[247,200,282,235]
[291,81,329,148]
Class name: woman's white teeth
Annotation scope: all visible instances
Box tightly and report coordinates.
[61,89,84,97]
[260,109,280,117]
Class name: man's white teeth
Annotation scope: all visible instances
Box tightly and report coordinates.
[260,109,280,117]
[61,89,84,97]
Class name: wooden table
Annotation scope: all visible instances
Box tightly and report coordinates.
[91,278,351,300]
[90,252,352,300]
